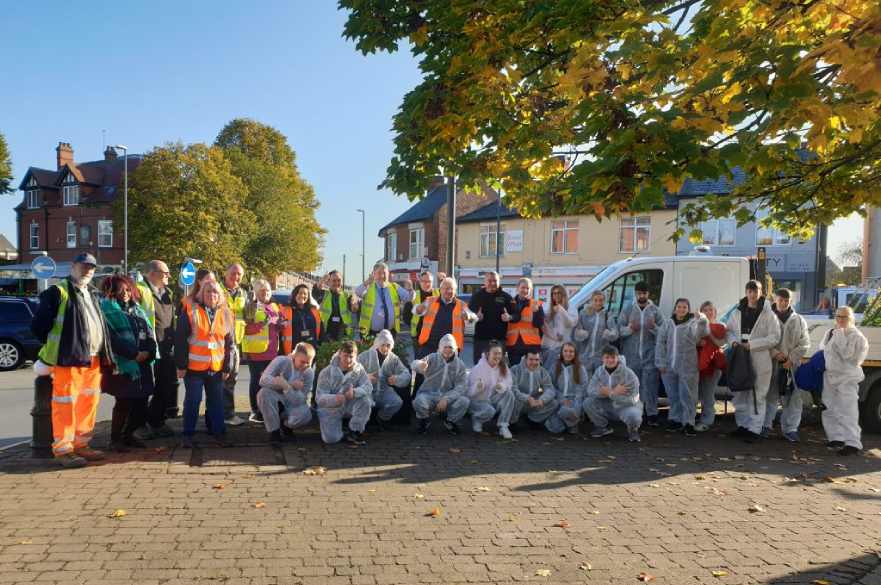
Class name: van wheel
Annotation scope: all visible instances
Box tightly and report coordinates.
[862,382,881,434]
[0,340,23,371]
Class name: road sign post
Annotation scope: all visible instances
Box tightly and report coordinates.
[31,256,56,293]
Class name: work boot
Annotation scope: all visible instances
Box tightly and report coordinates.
[826,440,845,450]
[590,427,614,439]
[124,436,147,449]
[214,434,233,448]
[665,421,683,432]
[179,436,194,449]
[443,418,460,435]
[269,430,283,445]
[56,453,88,468]
[838,445,860,456]
[74,447,106,461]
[646,415,660,427]
[345,430,367,446]
[682,424,697,437]
[108,440,130,453]
[281,424,295,440]
[416,419,431,434]
[149,423,175,438]
[783,431,800,443]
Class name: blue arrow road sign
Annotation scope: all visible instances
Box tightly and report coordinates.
[179,261,196,286]
[31,256,57,279]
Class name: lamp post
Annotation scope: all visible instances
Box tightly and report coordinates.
[356,209,366,282]
[113,144,128,274]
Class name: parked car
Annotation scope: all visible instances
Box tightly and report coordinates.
[0,296,41,371]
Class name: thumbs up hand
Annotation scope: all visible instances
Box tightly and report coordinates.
[501,308,512,323]
[477,307,484,322]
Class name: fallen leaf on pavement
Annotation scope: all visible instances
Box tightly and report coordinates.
[579,563,592,571]
[448,448,462,454]
[535,569,552,577]
[748,504,764,513]
[695,475,705,480]
[649,483,660,488]
[414,493,425,499]
[591,510,600,515]
[834,506,847,512]
[712,570,729,577]
[555,520,570,528]
[367,489,376,493]
[813,580,831,585]
[303,466,326,476]
[254,502,266,509]
[427,507,443,518]
[637,572,656,582]
[869,487,880,493]
[212,483,224,490]
[475,486,491,492]
[109,509,127,518]
[18,540,32,545]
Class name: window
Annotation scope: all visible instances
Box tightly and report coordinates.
[602,269,664,317]
[408,226,424,259]
[0,301,32,321]
[387,232,397,261]
[619,216,651,253]
[98,220,113,248]
[62,176,79,206]
[66,219,77,248]
[479,223,505,257]
[25,177,39,209]
[551,220,578,254]
[755,211,791,246]
[699,218,736,247]
[29,222,39,249]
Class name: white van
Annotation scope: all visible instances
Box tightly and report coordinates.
[567,255,752,320]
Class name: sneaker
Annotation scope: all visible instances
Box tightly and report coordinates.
[56,453,88,468]
[345,430,367,446]
[646,415,660,427]
[149,424,175,438]
[179,436,194,449]
[416,419,431,434]
[728,426,749,438]
[627,427,641,443]
[567,425,579,435]
[838,445,860,456]
[826,440,845,450]
[472,419,483,433]
[123,436,147,449]
[108,440,130,453]
[74,447,106,461]
[760,427,773,439]
[683,424,697,437]
[666,421,683,432]
[132,427,154,441]
[214,434,233,448]
[590,427,614,438]
[248,413,264,424]
[443,418,460,435]
[269,430,283,444]
[498,425,513,440]
[694,423,710,432]
[783,431,800,443]
[225,415,245,426]
[281,424,295,438]
[742,431,762,444]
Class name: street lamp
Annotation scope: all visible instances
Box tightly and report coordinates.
[356,209,366,282]
[113,144,128,274]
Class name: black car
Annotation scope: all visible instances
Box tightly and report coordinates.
[0,296,41,371]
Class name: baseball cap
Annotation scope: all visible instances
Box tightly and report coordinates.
[73,252,98,266]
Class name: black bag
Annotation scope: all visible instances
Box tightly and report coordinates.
[776,364,794,396]
[725,344,756,393]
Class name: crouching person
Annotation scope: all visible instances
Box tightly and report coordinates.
[357,329,409,430]
[511,350,558,426]
[412,334,470,435]
[315,341,372,445]
[468,341,517,439]
[584,346,643,442]
[545,342,588,434]
[256,342,315,444]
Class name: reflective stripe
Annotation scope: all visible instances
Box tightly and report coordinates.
[38,282,70,366]
[80,387,100,396]
[506,300,542,347]
[188,354,213,363]
[52,395,74,403]
[418,297,464,349]
[191,340,218,349]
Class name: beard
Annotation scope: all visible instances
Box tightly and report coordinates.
[70,270,93,288]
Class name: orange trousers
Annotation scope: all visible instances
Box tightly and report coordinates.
[51,357,102,456]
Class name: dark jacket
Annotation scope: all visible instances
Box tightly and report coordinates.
[289,303,320,347]
[174,304,233,373]
[31,278,114,367]
[468,288,514,342]
[725,343,756,392]
[102,303,157,399]
[147,282,176,358]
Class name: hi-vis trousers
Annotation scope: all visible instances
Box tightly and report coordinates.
[51,357,102,456]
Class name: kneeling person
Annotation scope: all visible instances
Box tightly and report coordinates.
[412,334,470,434]
[468,341,517,439]
[511,350,558,426]
[316,341,373,445]
[584,346,643,442]
[256,342,315,443]
[357,329,409,429]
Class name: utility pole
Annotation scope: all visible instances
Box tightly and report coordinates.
[356,209,366,282]
[342,253,347,289]
[495,191,501,274]
[446,175,456,278]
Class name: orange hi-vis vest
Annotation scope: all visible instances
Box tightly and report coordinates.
[418,296,465,350]
[506,299,542,347]
[280,305,322,354]
[187,303,228,372]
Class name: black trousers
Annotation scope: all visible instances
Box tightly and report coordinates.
[111,397,148,442]
[147,357,179,428]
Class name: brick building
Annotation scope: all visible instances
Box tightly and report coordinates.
[15,142,141,269]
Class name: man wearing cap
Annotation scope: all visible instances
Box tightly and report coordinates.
[31,252,114,468]
[138,259,178,437]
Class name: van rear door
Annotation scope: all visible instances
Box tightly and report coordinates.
[671,259,744,316]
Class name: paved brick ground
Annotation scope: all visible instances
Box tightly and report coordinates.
[1,410,880,585]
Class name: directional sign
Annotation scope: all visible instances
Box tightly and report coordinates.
[179,261,196,286]
[31,256,57,280]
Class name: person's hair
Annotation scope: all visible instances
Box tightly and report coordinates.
[526,349,542,358]
[146,260,166,274]
[252,278,271,296]
[372,262,389,273]
[485,340,507,377]
[226,263,244,274]
[591,290,605,301]
[419,271,433,280]
[635,281,649,293]
[556,342,582,384]
[291,284,312,308]
[745,279,762,292]
[198,280,223,305]
[339,340,358,355]
[440,276,457,291]
[699,300,714,313]
[550,284,569,310]
[672,297,691,318]
[484,271,500,282]
[518,277,533,291]
[601,345,619,358]
[835,305,855,327]
[775,288,792,300]
[190,268,216,300]
[294,342,316,360]
[102,275,140,302]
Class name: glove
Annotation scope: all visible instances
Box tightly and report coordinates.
[573,328,589,342]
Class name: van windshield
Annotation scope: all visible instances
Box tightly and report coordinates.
[568,261,626,311]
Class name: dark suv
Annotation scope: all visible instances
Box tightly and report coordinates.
[0,296,41,371]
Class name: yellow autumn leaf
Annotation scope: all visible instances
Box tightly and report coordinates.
[109,509,127,518]
[254,502,266,509]
[427,507,443,518]
[535,569,552,577]
[712,570,729,577]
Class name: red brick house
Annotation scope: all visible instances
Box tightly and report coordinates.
[15,142,140,268]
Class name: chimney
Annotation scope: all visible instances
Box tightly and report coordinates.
[56,142,74,170]
[428,175,446,193]
[104,146,118,161]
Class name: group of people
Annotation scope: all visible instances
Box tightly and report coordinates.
[31,254,870,468]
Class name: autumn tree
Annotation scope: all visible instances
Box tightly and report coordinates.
[215,118,325,277]
[0,131,12,194]
[340,0,881,239]
[117,143,255,272]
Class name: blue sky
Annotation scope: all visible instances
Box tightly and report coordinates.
[0,1,861,274]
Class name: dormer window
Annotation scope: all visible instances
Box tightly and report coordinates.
[25,177,39,209]
[62,175,79,206]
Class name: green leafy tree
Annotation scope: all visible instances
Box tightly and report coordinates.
[0,132,13,194]
[117,143,255,272]
[215,118,325,277]
[340,0,881,239]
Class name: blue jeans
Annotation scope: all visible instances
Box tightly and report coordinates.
[183,371,225,437]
